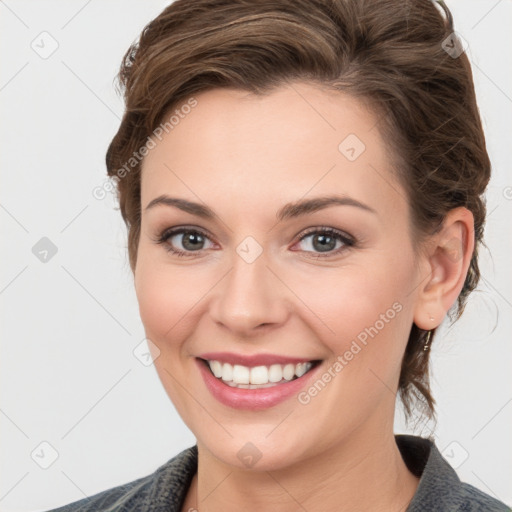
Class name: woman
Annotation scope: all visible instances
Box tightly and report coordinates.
[46,0,510,510]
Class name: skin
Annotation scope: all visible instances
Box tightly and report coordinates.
[134,81,474,511]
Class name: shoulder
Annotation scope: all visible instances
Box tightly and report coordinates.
[396,435,510,512]
[41,445,198,512]
[458,481,512,512]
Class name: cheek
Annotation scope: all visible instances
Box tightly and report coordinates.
[289,264,415,431]
[135,265,171,340]
[134,255,200,346]
[134,257,203,419]
[305,266,411,336]
[293,253,416,377]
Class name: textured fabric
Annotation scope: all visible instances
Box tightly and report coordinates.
[43,435,510,511]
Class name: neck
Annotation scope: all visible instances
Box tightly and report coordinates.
[184,425,419,512]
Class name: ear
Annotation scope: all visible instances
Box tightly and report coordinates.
[413,207,475,329]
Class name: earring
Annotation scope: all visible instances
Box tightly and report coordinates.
[423,330,432,351]
[424,315,435,351]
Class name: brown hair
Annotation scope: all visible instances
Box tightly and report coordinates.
[106,0,491,421]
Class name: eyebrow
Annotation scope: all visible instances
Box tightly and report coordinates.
[144,194,377,221]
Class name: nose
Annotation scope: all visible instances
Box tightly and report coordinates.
[209,249,290,337]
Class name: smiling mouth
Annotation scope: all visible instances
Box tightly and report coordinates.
[198,358,322,389]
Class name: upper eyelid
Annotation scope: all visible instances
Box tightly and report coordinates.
[160,225,352,238]
[298,226,353,241]
[161,226,216,243]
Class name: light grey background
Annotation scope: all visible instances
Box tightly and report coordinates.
[1,1,511,510]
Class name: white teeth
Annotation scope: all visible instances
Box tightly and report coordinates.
[206,360,314,387]
[221,362,233,381]
[268,364,283,383]
[282,363,295,381]
[232,364,250,384]
[209,360,223,378]
[295,362,309,378]
[250,366,268,385]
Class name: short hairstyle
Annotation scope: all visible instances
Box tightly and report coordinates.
[105,0,491,421]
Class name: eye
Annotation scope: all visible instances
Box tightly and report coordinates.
[293,227,355,257]
[153,226,355,259]
[154,227,215,257]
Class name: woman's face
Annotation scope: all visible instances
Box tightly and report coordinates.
[135,82,426,470]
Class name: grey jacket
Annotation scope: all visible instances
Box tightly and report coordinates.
[43,435,510,511]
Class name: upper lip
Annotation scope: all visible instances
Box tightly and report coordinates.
[197,352,321,367]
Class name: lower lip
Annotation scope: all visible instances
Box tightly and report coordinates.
[196,359,322,410]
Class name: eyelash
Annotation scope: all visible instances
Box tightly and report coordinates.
[153,226,356,259]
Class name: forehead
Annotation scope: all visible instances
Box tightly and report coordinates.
[140,82,406,222]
